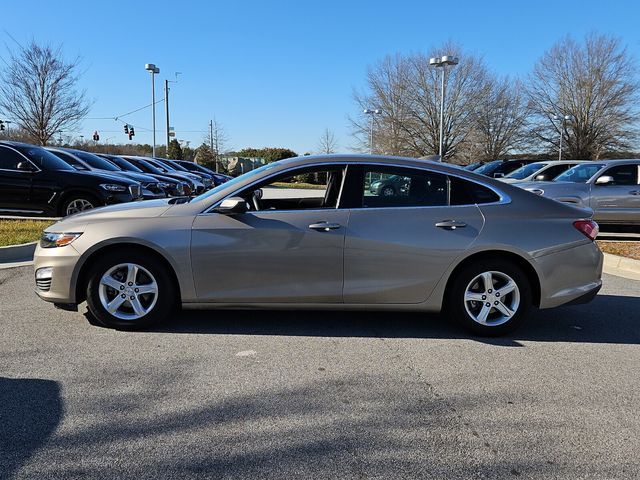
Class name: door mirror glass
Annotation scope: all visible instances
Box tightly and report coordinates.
[215,196,248,214]
[534,174,546,181]
[595,175,614,186]
[16,161,35,172]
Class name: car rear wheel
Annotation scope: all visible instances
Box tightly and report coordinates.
[62,194,99,216]
[381,186,395,196]
[85,251,175,330]
[447,259,532,336]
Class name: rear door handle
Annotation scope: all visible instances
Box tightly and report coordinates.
[308,222,342,231]
[435,220,467,230]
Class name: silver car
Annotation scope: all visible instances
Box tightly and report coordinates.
[500,160,586,184]
[33,155,603,336]
[521,159,640,226]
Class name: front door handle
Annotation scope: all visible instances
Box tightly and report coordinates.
[435,220,467,230]
[309,222,342,231]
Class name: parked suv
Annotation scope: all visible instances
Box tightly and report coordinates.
[474,159,539,178]
[173,160,231,185]
[0,141,142,217]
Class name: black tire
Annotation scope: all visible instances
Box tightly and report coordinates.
[60,193,100,217]
[447,259,532,336]
[381,186,395,196]
[85,250,176,330]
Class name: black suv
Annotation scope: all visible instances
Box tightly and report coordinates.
[473,159,539,178]
[0,141,142,217]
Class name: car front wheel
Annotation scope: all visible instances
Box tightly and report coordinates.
[85,251,175,329]
[448,259,532,336]
[62,194,99,216]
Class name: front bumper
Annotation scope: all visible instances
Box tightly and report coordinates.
[33,243,81,304]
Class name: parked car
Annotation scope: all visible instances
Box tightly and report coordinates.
[121,156,197,195]
[34,154,602,336]
[46,148,166,200]
[97,154,185,197]
[143,158,206,194]
[500,161,586,184]
[0,141,142,217]
[152,158,214,190]
[173,160,231,185]
[474,159,539,178]
[520,159,640,226]
[463,161,485,171]
[368,174,410,196]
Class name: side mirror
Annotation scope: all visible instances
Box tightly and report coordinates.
[534,174,546,181]
[17,161,35,172]
[595,175,614,186]
[493,172,505,178]
[214,196,248,214]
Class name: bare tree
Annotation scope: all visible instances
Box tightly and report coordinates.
[317,127,338,154]
[203,118,229,170]
[526,33,639,159]
[351,44,490,160]
[0,41,90,145]
[468,77,530,160]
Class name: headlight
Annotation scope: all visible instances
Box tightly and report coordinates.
[40,232,83,248]
[157,182,172,188]
[100,183,127,192]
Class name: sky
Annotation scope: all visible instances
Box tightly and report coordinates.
[2,0,640,154]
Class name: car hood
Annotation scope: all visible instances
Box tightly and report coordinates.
[62,169,137,184]
[518,180,590,197]
[94,169,157,183]
[49,199,175,231]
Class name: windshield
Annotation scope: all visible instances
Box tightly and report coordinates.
[107,156,144,172]
[191,162,278,202]
[131,158,165,174]
[13,145,75,171]
[162,159,189,172]
[505,162,548,180]
[474,160,502,175]
[554,163,606,183]
[72,150,120,171]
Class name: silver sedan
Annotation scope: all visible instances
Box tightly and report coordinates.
[33,155,603,336]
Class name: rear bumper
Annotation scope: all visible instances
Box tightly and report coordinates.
[536,241,604,309]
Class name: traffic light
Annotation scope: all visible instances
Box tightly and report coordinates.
[92,131,100,141]
[124,124,129,135]
[128,127,135,140]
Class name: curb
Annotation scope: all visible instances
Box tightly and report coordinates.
[603,252,640,281]
[0,242,37,265]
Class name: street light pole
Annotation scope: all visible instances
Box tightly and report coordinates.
[145,63,160,157]
[429,55,459,161]
[557,114,571,161]
[363,108,382,154]
[164,79,170,157]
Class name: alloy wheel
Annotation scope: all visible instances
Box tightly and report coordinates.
[98,263,159,320]
[66,199,94,215]
[463,271,520,326]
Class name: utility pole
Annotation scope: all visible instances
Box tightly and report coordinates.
[429,55,459,161]
[209,120,214,170]
[165,79,170,157]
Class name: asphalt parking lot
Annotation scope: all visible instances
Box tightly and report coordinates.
[1,266,639,479]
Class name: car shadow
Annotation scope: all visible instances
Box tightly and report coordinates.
[0,377,63,480]
[131,294,640,346]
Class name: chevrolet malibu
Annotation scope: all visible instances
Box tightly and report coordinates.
[33,155,603,336]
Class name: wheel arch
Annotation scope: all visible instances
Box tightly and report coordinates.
[442,250,541,308]
[57,188,102,215]
[73,241,182,305]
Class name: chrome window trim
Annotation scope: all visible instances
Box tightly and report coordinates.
[199,160,511,215]
[0,145,41,173]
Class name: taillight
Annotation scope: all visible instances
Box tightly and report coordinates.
[573,220,599,241]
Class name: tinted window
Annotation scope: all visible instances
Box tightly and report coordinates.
[363,167,448,208]
[538,164,576,181]
[450,176,501,205]
[474,160,502,175]
[602,164,639,185]
[555,163,605,183]
[107,156,143,172]
[73,150,120,171]
[12,145,75,171]
[0,146,27,170]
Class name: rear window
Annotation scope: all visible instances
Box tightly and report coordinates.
[450,176,501,205]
